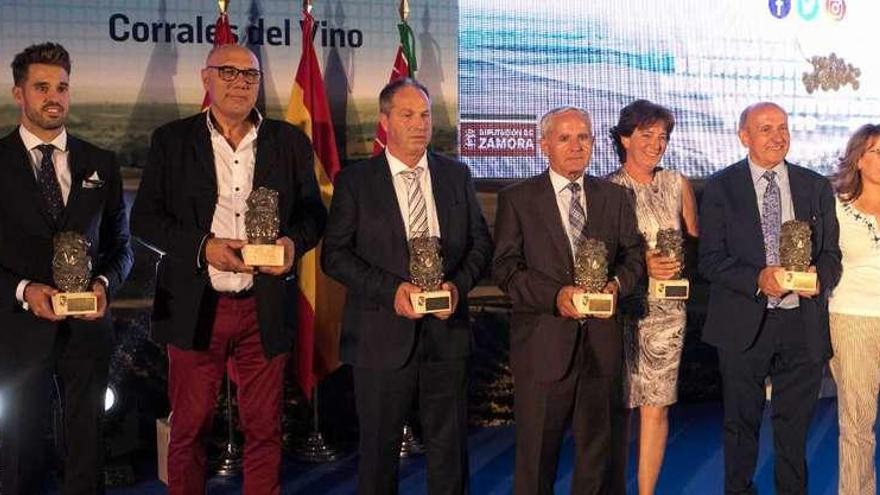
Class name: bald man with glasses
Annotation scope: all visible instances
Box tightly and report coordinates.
[131,44,326,495]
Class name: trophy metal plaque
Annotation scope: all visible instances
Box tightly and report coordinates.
[241,187,284,267]
[51,231,98,316]
[775,220,817,292]
[572,238,614,317]
[648,228,690,300]
[407,236,451,314]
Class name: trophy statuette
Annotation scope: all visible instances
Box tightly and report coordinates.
[241,187,285,267]
[408,236,452,314]
[572,238,615,317]
[51,231,98,316]
[648,228,689,300]
[775,220,817,292]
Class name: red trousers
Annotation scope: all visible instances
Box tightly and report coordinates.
[166,295,287,495]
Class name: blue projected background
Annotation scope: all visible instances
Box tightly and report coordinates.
[458,0,880,178]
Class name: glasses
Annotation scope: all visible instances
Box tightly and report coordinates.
[207,65,262,84]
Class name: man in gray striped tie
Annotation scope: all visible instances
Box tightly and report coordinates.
[493,107,644,494]
[322,77,493,495]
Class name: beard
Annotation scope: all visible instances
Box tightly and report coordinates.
[24,104,66,131]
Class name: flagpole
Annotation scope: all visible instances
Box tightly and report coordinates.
[399,419,425,458]
[203,0,241,476]
[289,0,340,462]
[398,0,417,76]
[390,0,424,458]
[294,387,340,463]
[213,373,242,475]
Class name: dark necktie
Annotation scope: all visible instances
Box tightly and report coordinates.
[36,144,65,221]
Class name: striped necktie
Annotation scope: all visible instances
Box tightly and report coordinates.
[401,167,429,237]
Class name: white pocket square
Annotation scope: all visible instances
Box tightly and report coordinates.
[82,171,104,188]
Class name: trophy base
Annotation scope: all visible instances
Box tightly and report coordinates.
[776,270,818,292]
[648,278,690,300]
[51,292,98,316]
[410,290,452,314]
[241,244,284,267]
[573,292,615,317]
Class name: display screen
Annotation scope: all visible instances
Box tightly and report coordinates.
[459,0,880,178]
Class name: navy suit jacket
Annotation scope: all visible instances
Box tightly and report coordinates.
[321,152,493,370]
[698,159,841,361]
[0,128,133,368]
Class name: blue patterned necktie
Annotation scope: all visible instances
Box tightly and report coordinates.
[761,171,781,265]
[761,171,782,306]
[36,144,65,221]
[567,182,588,248]
[401,167,428,237]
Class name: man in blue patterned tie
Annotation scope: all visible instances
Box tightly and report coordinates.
[699,102,842,495]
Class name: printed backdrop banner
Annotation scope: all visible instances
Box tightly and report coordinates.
[460,0,880,178]
[0,0,458,166]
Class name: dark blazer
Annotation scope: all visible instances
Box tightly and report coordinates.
[321,152,493,369]
[0,128,133,367]
[698,159,841,361]
[131,113,326,358]
[493,172,645,382]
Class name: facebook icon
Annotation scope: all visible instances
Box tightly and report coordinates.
[769,0,791,18]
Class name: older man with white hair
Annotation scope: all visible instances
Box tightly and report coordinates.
[493,106,643,495]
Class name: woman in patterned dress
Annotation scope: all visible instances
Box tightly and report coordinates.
[607,100,698,495]
[828,124,880,495]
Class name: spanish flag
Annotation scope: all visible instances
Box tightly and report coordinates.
[371,0,418,156]
[285,4,344,398]
[201,0,237,110]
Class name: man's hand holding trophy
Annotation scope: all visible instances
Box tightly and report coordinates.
[775,219,819,296]
[48,231,102,317]
[570,238,616,318]
[407,235,455,316]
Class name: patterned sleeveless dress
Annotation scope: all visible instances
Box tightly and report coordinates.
[607,168,687,408]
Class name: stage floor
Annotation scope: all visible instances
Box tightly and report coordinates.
[48,397,850,494]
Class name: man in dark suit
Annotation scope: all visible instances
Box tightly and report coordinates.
[493,106,644,495]
[699,102,841,494]
[130,45,325,495]
[0,42,133,495]
[322,78,492,495]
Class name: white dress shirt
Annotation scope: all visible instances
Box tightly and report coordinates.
[548,168,587,256]
[16,126,108,305]
[387,149,441,240]
[20,125,72,203]
[206,110,261,293]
